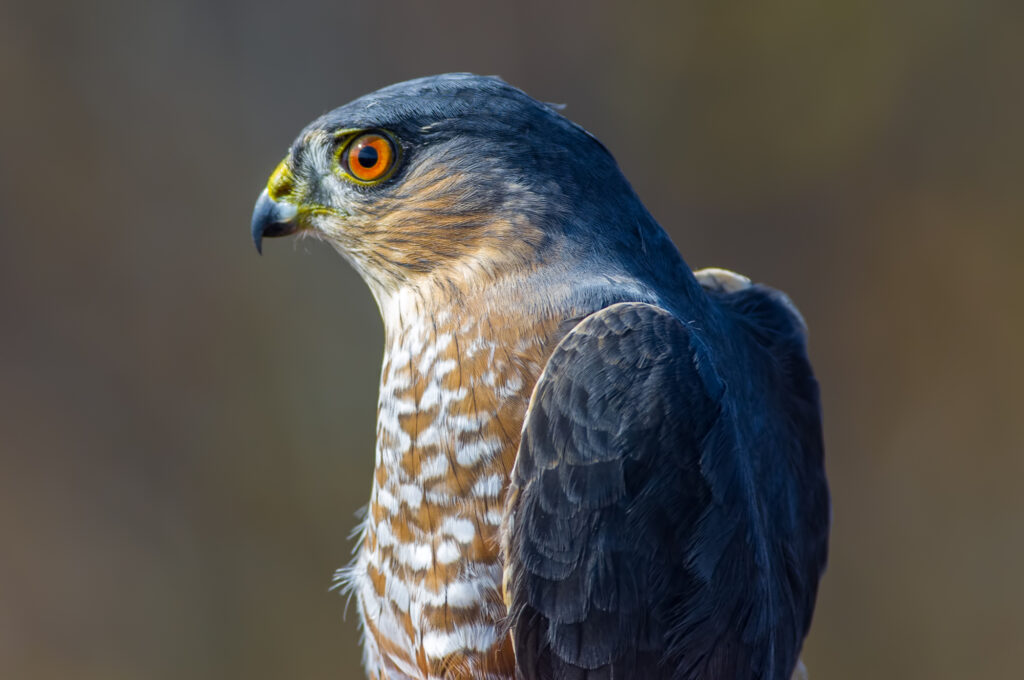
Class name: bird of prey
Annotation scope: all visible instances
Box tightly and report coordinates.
[251,74,829,680]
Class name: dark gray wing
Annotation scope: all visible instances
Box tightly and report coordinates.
[502,300,828,680]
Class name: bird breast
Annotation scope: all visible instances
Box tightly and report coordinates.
[349,305,562,680]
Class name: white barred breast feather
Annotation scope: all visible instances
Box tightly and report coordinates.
[337,298,561,680]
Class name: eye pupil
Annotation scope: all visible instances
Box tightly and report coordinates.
[357,145,379,168]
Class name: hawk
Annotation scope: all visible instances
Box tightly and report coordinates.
[251,74,829,680]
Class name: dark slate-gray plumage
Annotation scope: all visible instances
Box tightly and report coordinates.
[252,73,830,680]
[506,290,827,679]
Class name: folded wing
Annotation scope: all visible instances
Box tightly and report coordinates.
[503,299,827,679]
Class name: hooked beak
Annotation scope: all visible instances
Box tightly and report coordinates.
[251,189,299,254]
[251,158,301,254]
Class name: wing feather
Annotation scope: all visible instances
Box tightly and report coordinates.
[503,299,827,679]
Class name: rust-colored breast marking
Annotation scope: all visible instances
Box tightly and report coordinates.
[348,303,562,679]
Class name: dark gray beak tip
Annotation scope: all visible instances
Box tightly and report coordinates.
[251,189,298,255]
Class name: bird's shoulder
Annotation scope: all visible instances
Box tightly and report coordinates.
[503,280,828,679]
[693,267,808,354]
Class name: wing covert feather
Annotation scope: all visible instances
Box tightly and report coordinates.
[503,300,826,680]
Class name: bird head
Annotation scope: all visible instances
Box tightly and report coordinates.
[252,74,682,306]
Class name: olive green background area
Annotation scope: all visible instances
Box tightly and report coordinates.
[2,1,1021,678]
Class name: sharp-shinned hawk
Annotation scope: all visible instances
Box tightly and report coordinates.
[251,73,829,680]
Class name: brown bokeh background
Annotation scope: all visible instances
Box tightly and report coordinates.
[2,1,1021,678]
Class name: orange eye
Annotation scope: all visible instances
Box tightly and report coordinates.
[344,133,396,182]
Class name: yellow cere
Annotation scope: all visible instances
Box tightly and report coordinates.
[266,158,295,201]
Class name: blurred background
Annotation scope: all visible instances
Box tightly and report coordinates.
[1,1,1021,678]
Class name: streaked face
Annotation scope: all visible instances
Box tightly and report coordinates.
[250,75,619,295]
[256,122,551,294]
